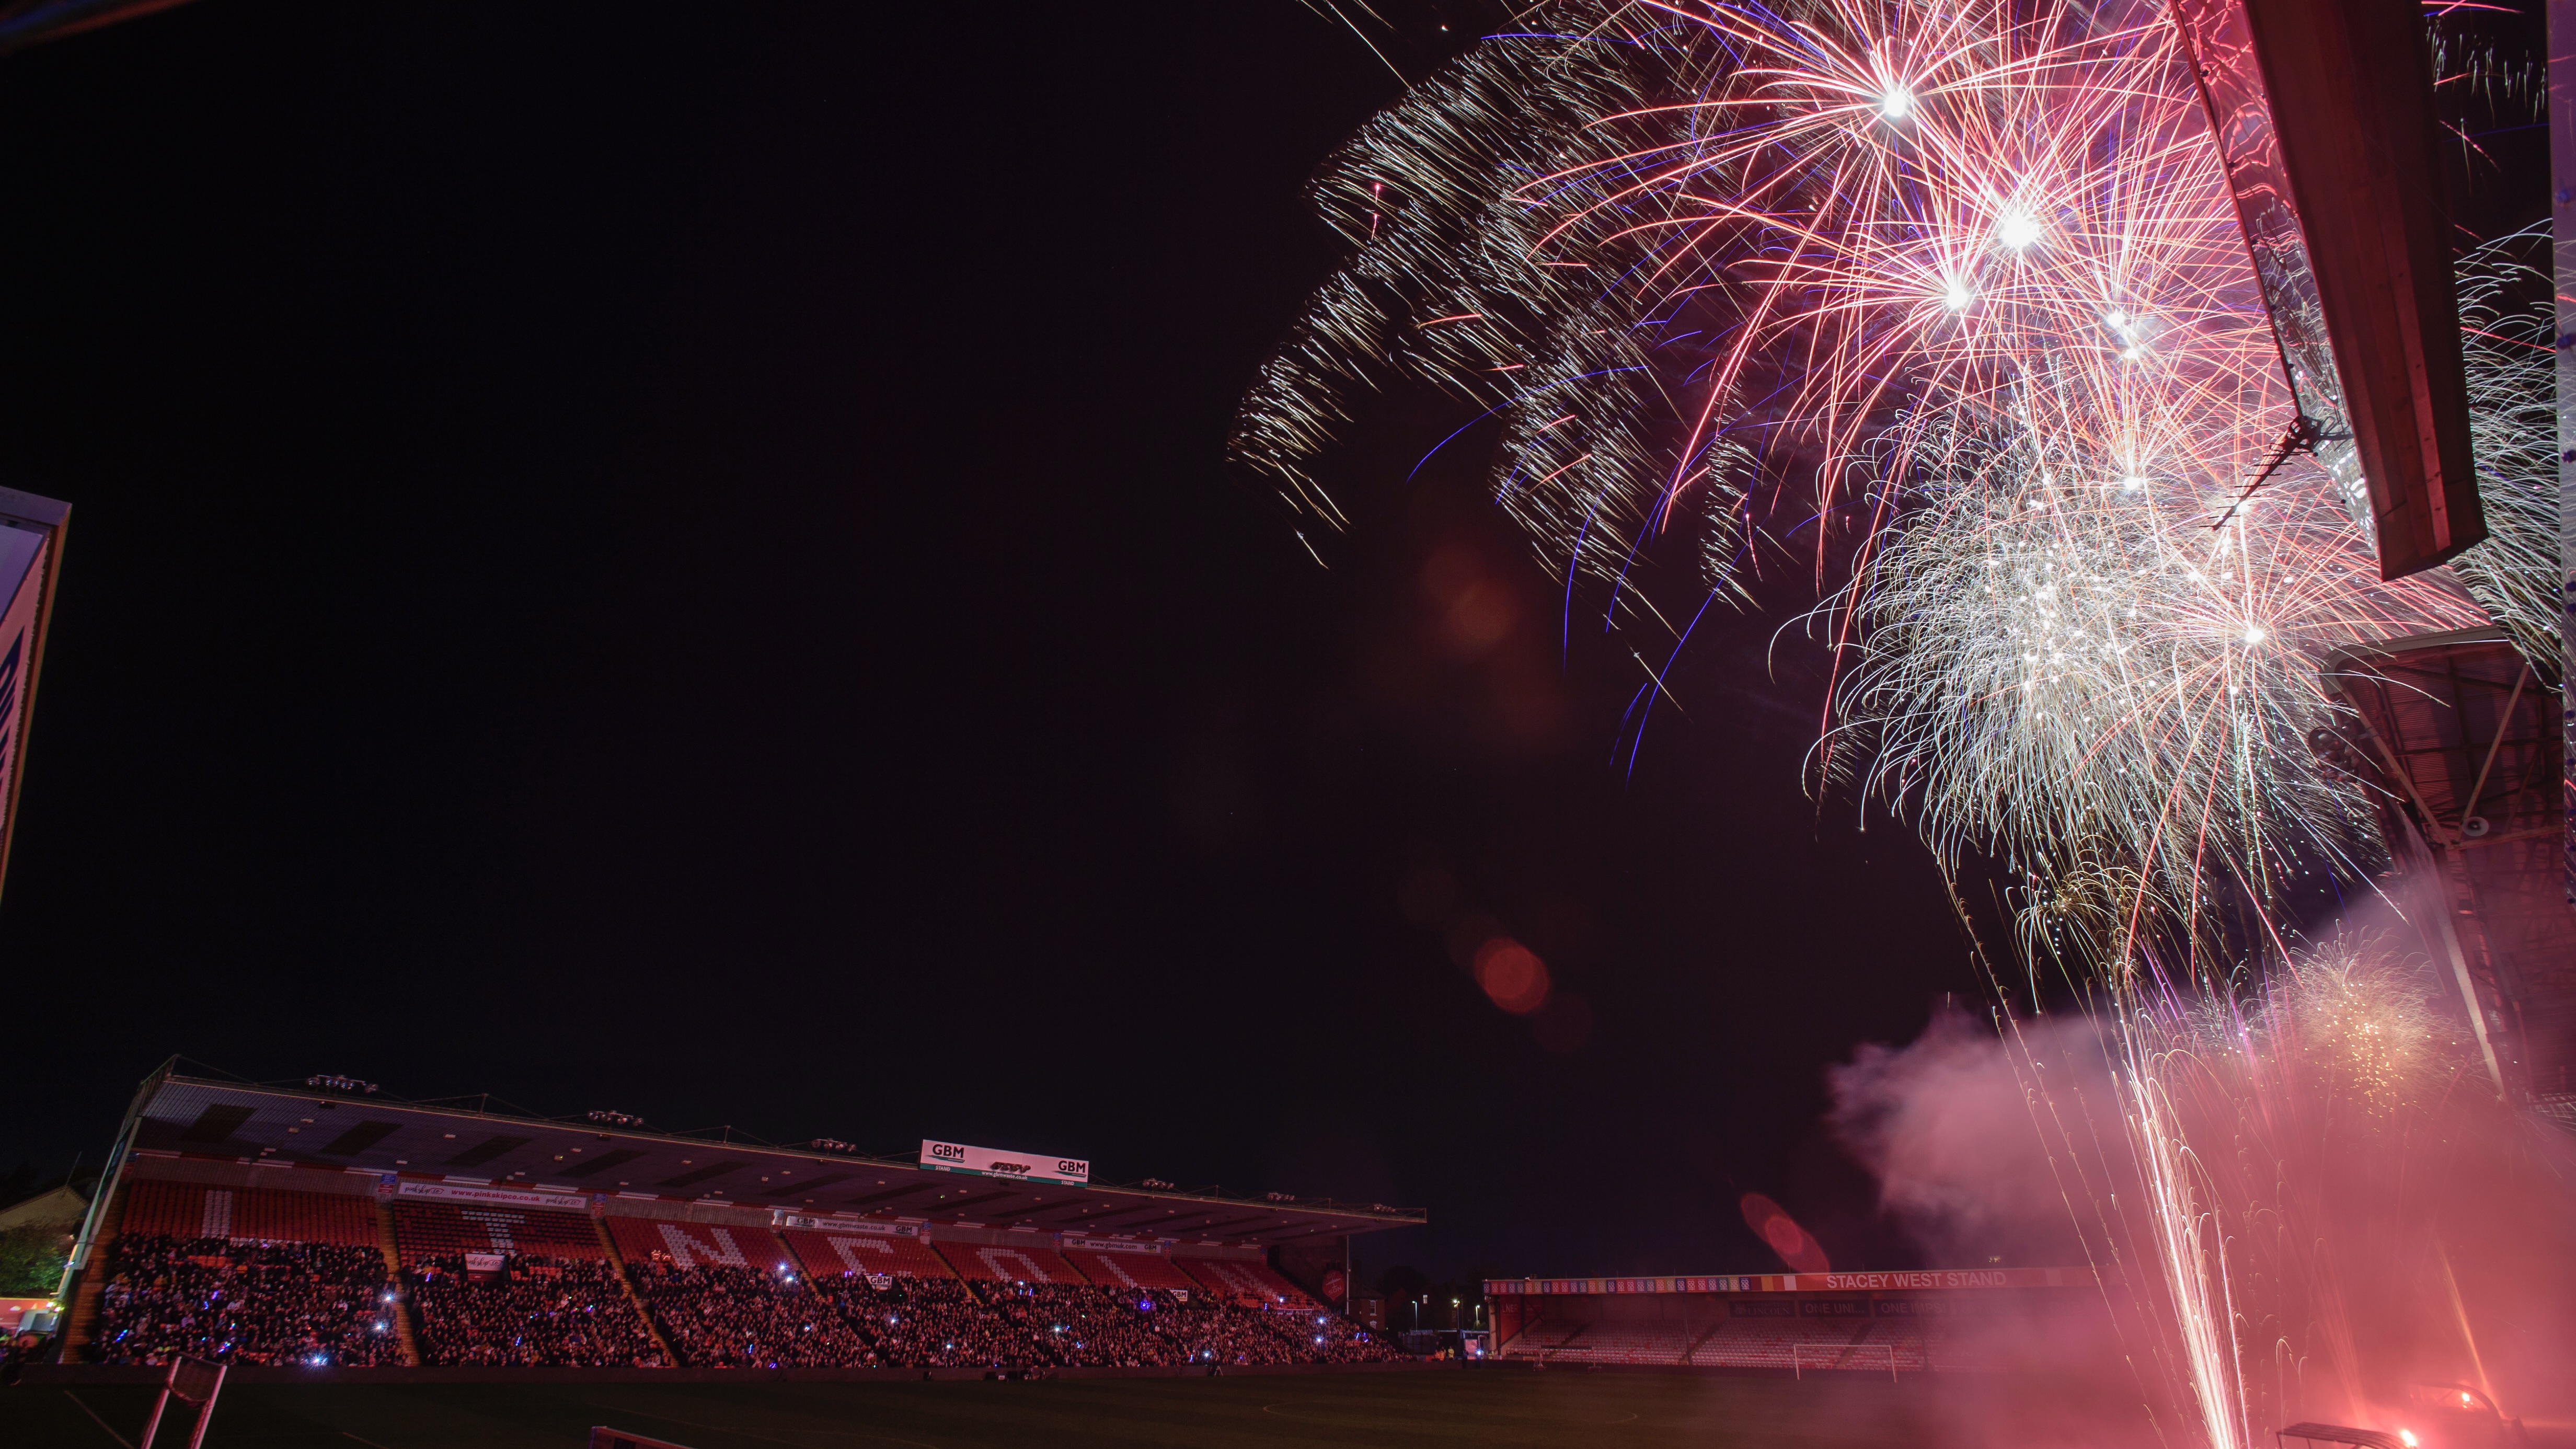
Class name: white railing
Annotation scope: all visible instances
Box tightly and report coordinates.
[1791,1341,1898,1382]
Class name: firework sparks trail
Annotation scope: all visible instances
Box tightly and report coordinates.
[2092,939,2477,1444]
[1233,0,2557,968]
[1236,7,2558,1444]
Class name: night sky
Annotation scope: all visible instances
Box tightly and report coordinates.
[0,1,2007,1286]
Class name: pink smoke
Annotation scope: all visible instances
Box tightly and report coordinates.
[1822,978,2576,1449]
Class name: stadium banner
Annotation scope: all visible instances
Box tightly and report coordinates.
[777,1214,919,1237]
[1491,1267,2089,1296]
[1872,1296,1993,1317]
[1060,1235,1165,1256]
[463,1252,505,1273]
[917,1139,1090,1186]
[1797,1298,1872,1318]
[1793,1268,2076,1292]
[392,1179,589,1212]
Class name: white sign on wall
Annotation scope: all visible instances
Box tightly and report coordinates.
[777,1214,920,1236]
[392,1178,588,1212]
[1061,1235,1165,1255]
[918,1140,1089,1185]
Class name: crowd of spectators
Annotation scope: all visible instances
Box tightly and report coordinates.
[977,1282,1175,1368]
[86,1221,1395,1374]
[407,1256,664,1367]
[1147,1289,1396,1367]
[627,1263,878,1368]
[89,1233,404,1367]
[802,1274,1396,1371]
[816,1275,1045,1368]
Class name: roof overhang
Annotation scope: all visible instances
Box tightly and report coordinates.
[2169,0,2484,579]
[113,1069,1427,1249]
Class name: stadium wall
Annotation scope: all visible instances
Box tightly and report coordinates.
[1484,1268,2106,1370]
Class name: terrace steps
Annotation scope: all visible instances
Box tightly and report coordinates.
[1684,1319,1728,1362]
[596,1216,680,1367]
[376,1201,422,1366]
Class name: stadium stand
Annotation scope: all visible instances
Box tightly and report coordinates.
[817,1275,1040,1369]
[1155,1291,1393,1366]
[118,1181,379,1247]
[934,1239,1083,1284]
[80,1177,1398,1374]
[1058,1247,1199,1291]
[1870,1329,1933,1372]
[407,1256,665,1367]
[1688,1317,1879,1368]
[390,1200,606,1262]
[89,1233,404,1367]
[779,1227,956,1281]
[1180,1256,1314,1306]
[1537,1321,1694,1364]
[603,1216,792,1273]
[1919,1328,1992,1371]
[624,1261,879,1368]
[798,1276,1399,1371]
[968,1281,1171,1368]
[1506,1318,1593,1358]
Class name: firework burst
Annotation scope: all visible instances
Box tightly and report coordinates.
[1235,0,2556,968]
[1242,10,2562,1442]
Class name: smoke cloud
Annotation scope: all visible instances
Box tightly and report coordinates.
[1823,947,2576,1449]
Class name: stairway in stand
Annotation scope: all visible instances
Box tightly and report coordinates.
[375,1199,422,1366]
[596,1216,680,1366]
[1542,1320,1592,1361]
[1684,1318,1728,1363]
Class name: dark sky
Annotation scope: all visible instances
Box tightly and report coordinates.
[0,1,1991,1284]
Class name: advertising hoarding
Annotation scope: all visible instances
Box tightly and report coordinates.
[390,1178,589,1212]
[1061,1234,1163,1255]
[918,1139,1089,1185]
[777,1214,919,1236]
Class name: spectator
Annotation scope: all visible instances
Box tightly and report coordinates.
[407,1255,663,1367]
[92,1226,1400,1373]
[626,1263,875,1368]
[91,1234,403,1367]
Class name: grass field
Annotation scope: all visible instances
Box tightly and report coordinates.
[0,1369,2131,1449]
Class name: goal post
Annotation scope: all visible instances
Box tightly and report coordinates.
[137,1355,226,1449]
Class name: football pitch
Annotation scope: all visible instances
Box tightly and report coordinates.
[2,1369,2111,1449]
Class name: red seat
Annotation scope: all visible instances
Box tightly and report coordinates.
[1060,1248,1198,1291]
[389,1201,604,1263]
[933,1239,1081,1283]
[119,1180,378,1247]
[1179,1256,1313,1305]
[779,1228,956,1280]
[603,1215,791,1271]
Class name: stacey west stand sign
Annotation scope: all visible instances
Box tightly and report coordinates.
[918,1140,1089,1186]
